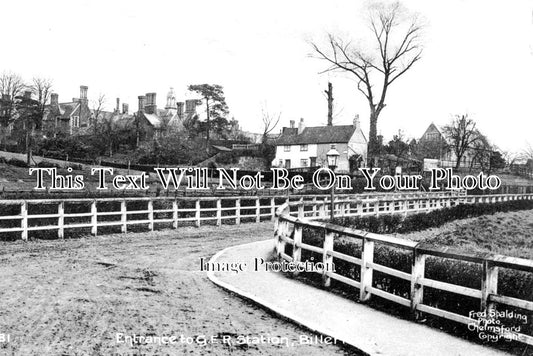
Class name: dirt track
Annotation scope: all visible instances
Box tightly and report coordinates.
[0,222,357,355]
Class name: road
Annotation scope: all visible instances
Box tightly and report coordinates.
[0,222,358,355]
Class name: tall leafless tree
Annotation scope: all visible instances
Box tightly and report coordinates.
[261,106,281,144]
[311,1,424,161]
[0,72,26,127]
[30,77,53,130]
[442,114,482,169]
[522,142,533,161]
[91,93,106,135]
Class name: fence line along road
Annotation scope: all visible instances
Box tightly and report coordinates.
[0,191,462,240]
[274,193,533,347]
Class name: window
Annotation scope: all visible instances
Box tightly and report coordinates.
[278,159,283,167]
[300,144,308,152]
[300,159,309,167]
[72,116,80,128]
[284,145,291,152]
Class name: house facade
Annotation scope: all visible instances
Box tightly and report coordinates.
[272,116,367,173]
[42,85,91,136]
[134,89,198,141]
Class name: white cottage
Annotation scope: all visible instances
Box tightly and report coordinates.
[272,116,367,173]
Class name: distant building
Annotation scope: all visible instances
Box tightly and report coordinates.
[134,89,199,141]
[272,116,367,172]
[419,122,493,169]
[42,85,92,136]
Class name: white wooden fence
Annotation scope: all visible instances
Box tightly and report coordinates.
[275,193,533,346]
[0,191,461,240]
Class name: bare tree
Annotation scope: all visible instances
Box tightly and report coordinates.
[442,114,482,169]
[311,1,424,161]
[30,77,53,130]
[261,106,281,144]
[91,93,106,134]
[0,72,26,129]
[522,142,533,161]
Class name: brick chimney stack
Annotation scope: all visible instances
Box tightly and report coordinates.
[298,118,305,134]
[80,85,88,102]
[23,90,32,100]
[51,93,58,106]
[122,103,129,114]
[145,92,157,114]
[116,98,120,113]
[177,102,184,118]
[289,120,295,128]
[185,99,197,114]
[138,95,146,112]
[353,114,360,130]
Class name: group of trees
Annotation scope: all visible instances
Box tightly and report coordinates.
[374,114,507,172]
[0,72,53,163]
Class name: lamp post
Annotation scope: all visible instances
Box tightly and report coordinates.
[326,146,340,221]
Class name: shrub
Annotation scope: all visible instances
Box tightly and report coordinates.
[36,160,61,168]
[7,158,28,168]
[330,200,533,235]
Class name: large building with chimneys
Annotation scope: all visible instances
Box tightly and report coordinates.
[134,88,200,141]
[272,116,367,172]
[42,85,92,136]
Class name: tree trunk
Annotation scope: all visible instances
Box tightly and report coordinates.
[368,110,379,166]
[326,82,333,126]
[205,98,210,152]
[25,122,33,166]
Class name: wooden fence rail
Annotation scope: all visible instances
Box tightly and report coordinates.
[0,191,461,240]
[275,193,533,346]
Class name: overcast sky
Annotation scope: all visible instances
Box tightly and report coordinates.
[1,0,532,152]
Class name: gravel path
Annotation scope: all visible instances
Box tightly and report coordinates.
[0,222,356,355]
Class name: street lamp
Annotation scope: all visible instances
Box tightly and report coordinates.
[326,146,340,221]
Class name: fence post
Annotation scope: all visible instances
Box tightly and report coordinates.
[292,203,305,271]
[172,200,178,229]
[360,238,374,301]
[57,201,64,239]
[148,200,154,231]
[319,197,326,218]
[21,201,28,241]
[374,200,380,216]
[275,205,288,256]
[411,249,426,320]
[121,200,127,233]
[216,199,222,226]
[297,201,304,219]
[323,229,334,287]
[195,200,200,227]
[255,198,261,223]
[270,197,276,221]
[235,198,241,225]
[293,222,302,275]
[91,200,97,236]
[481,260,498,314]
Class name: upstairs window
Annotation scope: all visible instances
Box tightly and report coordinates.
[72,116,80,128]
[300,144,308,152]
[284,145,291,152]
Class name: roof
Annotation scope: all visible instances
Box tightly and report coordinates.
[143,113,162,128]
[275,125,358,145]
[45,102,79,120]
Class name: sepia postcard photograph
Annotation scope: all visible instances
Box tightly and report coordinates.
[0,0,532,355]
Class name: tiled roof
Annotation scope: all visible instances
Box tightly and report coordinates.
[45,102,79,120]
[275,125,357,145]
[143,113,162,128]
